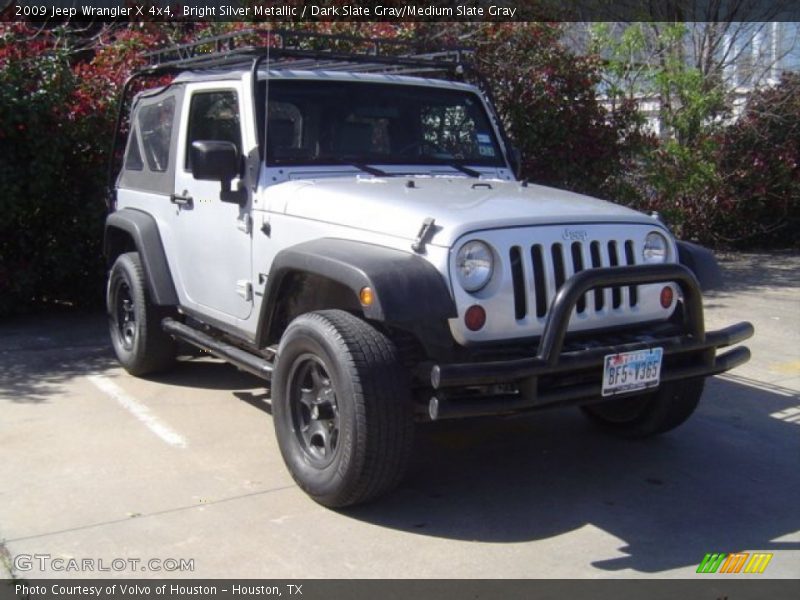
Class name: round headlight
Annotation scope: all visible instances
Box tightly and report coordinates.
[456,240,494,292]
[643,232,668,264]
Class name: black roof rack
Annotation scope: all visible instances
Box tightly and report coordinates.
[143,29,473,78]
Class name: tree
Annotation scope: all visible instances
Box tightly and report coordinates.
[716,73,800,247]
[437,23,649,199]
[0,22,180,314]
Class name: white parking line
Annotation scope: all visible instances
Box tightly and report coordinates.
[87,374,187,448]
[770,405,800,425]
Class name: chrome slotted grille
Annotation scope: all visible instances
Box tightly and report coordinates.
[509,238,639,321]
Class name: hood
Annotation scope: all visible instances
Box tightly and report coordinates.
[269,175,656,248]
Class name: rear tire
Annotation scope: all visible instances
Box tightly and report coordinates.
[581,378,705,438]
[272,310,414,508]
[107,252,176,376]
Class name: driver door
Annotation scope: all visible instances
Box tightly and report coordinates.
[171,85,253,322]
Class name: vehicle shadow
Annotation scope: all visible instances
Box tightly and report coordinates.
[0,312,268,402]
[344,376,800,573]
[233,389,272,414]
[146,358,265,392]
[144,356,272,411]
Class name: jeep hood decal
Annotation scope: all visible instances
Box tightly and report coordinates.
[271,176,653,247]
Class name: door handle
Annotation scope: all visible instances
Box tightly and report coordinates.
[170,192,193,207]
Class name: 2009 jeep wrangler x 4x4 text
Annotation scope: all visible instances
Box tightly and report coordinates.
[105,30,754,507]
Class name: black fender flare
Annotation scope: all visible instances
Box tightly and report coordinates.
[104,209,179,306]
[677,240,723,291]
[257,238,457,348]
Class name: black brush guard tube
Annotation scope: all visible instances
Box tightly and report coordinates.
[428,264,753,420]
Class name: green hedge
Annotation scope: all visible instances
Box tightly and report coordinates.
[0,32,106,315]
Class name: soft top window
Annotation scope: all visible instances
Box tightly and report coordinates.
[117,86,184,196]
[124,127,144,171]
[138,96,176,173]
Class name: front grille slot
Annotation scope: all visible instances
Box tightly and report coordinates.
[589,241,604,310]
[624,240,638,306]
[506,236,641,321]
[608,241,622,308]
[570,241,586,313]
[531,244,548,318]
[510,246,526,320]
[551,243,566,292]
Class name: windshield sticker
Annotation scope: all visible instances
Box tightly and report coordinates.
[477,133,491,144]
[479,145,496,157]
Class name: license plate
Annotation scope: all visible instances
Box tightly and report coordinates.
[602,347,663,397]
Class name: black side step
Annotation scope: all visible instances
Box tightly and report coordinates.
[162,318,273,381]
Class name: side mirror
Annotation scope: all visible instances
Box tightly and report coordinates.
[191,140,239,182]
[508,146,522,179]
[190,141,245,205]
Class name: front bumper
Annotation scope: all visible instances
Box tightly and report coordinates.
[427,264,753,420]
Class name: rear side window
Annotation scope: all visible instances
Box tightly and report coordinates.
[185,91,242,171]
[117,86,183,196]
[138,96,175,172]
[123,128,144,171]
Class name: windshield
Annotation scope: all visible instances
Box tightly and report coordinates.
[261,80,506,169]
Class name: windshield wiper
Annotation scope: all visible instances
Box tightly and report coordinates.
[316,158,391,177]
[352,163,390,177]
[447,163,481,178]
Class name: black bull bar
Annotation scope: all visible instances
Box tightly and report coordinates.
[427,264,754,420]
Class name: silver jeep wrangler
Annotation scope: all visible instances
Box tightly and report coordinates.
[104,30,753,507]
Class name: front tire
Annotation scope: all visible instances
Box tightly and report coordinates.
[581,378,705,438]
[107,252,176,376]
[272,310,414,508]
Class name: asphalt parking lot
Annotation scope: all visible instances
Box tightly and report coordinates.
[1,252,798,579]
